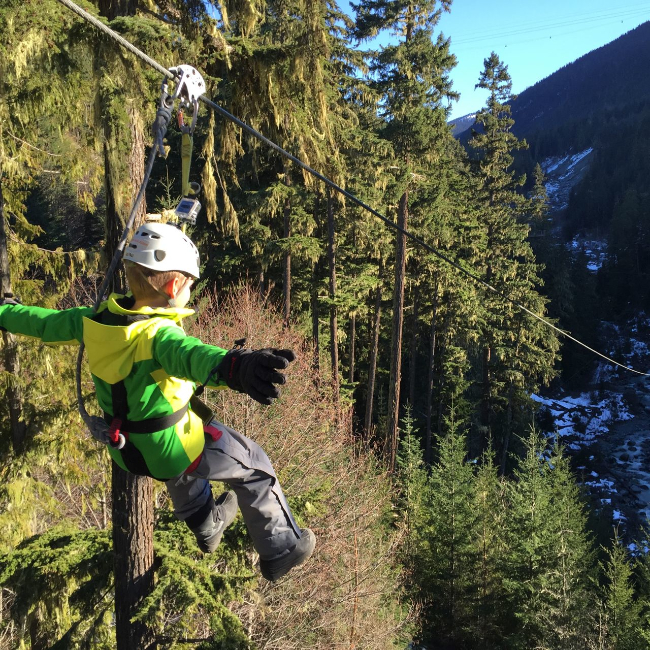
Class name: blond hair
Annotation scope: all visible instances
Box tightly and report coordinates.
[124,260,190,301]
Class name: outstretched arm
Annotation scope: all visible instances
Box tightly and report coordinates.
[152,325,229,387]
[0,303,92,345]
[152,326,296,404]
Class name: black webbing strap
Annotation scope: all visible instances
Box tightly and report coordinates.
[107,379,189,479]
[103,400,189,433]
[108,379,151,477]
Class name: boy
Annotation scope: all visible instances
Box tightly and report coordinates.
[0,221,315,581]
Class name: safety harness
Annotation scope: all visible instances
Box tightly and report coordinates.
[93,301,214,480]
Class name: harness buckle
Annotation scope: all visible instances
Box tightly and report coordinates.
[108,418,126,450]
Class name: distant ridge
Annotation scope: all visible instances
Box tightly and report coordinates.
[449,21,650,153]
[449,112,476,137]
[510,20,650,139]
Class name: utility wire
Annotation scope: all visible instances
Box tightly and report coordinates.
[451,1,650,39]
[456,18,650,54]
[452,7,649,45]
[54,0,650,378]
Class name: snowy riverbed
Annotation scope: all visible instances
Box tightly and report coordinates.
[533,344,650,533]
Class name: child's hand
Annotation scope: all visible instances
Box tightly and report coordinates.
[0,294,21,332]
[0,293,21,306]
[216,348,296,405]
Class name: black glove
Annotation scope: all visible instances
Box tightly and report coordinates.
[0,293,21,332]
[216,347,296,405]
[0,293,21,306]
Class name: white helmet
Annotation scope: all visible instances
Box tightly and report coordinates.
[124,222,200,278]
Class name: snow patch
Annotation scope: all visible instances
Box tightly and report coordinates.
[532,391,632,450]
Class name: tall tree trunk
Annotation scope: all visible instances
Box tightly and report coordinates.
[481,345,491,432]
[408,282,419,408]
[127,103,146,230]
[103,142,122,293]
[387,190,408,471]
[0,166,26,452]
[112,462,155,650]
[481,228,494,445]
[311,260,320,383]
[425,286,438,466]
[102,105,146,293]
[349,311,356,384]
[326,191,340,413]
[436,318,450,438]
[98,27,154,644]
[113,102,153,645]
[283,168,291,328]
[312,195,321,382]
[364,257,383,437]
[500,327,522,474]
[500,381,514,476]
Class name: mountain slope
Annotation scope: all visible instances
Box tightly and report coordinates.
[510,20,650,143]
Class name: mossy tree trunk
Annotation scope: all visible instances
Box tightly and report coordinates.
[364,257,383,437]
[425,286,438,466]
[387,190,408,471]
[283,195,291,328]
[326,190,340,415]
[97,2,153,645]
[0,166,26,453]
[112,462,155,649]
[105,126,153,649]
[311,195,321,382]
[408,282,419,408]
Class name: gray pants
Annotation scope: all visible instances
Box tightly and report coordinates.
[165,419,301,560]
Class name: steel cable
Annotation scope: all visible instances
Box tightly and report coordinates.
[55,0,650,378]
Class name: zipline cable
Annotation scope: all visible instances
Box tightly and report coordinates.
[54,0,650,378]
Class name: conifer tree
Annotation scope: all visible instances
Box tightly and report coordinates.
[336,97,393,436]
[396,405,428,566]
[203,0,347,301]
[0,173,25,452]
[503,430,596,648]
[0,0,107,462]
[469,53,558,458]
[528,162,551,238]
[472,448,507,645]
[601,531,644,650]
[353,0,456,470]
[421,411,477,646]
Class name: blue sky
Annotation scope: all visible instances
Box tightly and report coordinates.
[436,1,650,120]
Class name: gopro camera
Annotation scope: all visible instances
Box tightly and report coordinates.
[174,197,201,225]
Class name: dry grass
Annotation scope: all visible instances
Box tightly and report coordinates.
[189,285,409,649]
[0,283,408,648]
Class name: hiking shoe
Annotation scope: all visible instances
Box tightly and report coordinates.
[196,491,238,553]
[259,528,316,581]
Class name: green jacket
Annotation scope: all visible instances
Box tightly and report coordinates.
[0,294,228,479]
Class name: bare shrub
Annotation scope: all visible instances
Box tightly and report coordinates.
[0,281,407,647]
[189,285,408,649]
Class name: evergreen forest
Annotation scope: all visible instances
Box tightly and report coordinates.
[2,0,650,647]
